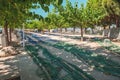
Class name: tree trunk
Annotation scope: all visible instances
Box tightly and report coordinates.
[73,27,76,33]
[80,26,83,41]
[60,27,62,33]
[91,28,94,34]
[84,28,87,34]
[108,25,111,29]
[48,29,50,32]
[116,17,119,28]
[103,26,106,29]
[48,29,50,34]
[56,28,58,32]
[4,21,9,46]
[9,27,12,43]
[65,28,67,32]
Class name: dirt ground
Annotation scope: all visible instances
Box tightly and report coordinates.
[0,32,51,80]
[0,32,120,80]
[31,32,120,80]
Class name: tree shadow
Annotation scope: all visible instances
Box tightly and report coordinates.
[0,55,20,80]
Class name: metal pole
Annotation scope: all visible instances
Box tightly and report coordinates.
[23,23,25,48]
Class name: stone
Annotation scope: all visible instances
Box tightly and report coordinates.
[108,27,120,39]
[102,29,109,37]
[0,46,18,57]
[0,50,6,57]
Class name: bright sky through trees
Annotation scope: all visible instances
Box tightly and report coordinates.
[31,0,87,17]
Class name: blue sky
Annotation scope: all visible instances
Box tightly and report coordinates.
[31,0,87,17]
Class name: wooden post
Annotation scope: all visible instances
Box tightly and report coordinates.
[23,23,25,48]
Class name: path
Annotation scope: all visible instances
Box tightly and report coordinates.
[17,51,45,80]
[27,32,120,80]
[32,32,120,63]
[0,32,45,80]
[39,42,120,80]
[0,55,20,80]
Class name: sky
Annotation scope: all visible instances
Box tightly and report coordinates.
[31,0,87,17]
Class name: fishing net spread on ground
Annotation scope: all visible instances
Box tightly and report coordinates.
[25,45,96,80]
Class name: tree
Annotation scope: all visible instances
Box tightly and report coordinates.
[63,1,86,41]
[102,0,120,27]
[47,12,66,33]
[0,0,63,46]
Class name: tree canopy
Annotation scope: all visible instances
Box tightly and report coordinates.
[0,0,63,46]
[0,0,120,43]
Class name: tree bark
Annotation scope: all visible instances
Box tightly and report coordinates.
[103,26,106,29]
[4,21,9,46]
[60,27,62,33]
[48,29,50,32]
[65,28,67,32]
[48,29,50,34]
[9,27,12,43]
[73,27,75,33]
[56,28,58,32]
[91,28,94,34]
[116,17,119,28]
[84,28,87,34]
[80,26,83,41]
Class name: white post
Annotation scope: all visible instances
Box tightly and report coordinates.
[23,23,25,48]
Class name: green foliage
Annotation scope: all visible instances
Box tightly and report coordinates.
[102,0,120,16]
[0,0,63,28]
[26,20,45,30]
[86,0,106,27]
[1,0,119,29]
[46,12,68,29]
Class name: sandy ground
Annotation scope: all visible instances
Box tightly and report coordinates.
[0,31,45,80]
[0,56,19,80]
[0,49,45,80]
[30,32,120,80]
[0,33,20,80]
[0,32,120,80]
[17,51,46,80]
[113,42,120,47]
[39,42,120,80]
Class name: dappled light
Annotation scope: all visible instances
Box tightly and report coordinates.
[0,56,19,80]
[0,0,120,80]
